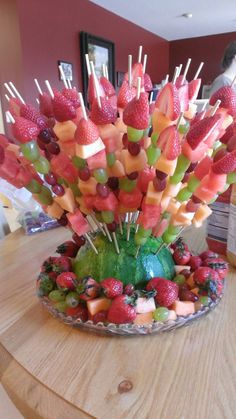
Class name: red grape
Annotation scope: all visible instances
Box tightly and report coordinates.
[127,171,138,180]
[72,233,86,247]
[44,172,57,185]
[52,184,65,196]
[78,167,90,181]
[107,221,117,232]
[107,177,119,190]
[38,129,51,143]
[96,183,109,198]
[128,142,141,156]
[58,213,68,226]
[155,169,167,180]
[153,177,166,192]
[47,142,60,155]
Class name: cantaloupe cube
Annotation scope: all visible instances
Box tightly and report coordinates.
[54,187,76,213]
[166,199,181,215]
[184,102,197,119]
[115,117,127,133]
[172,300,195,316]
[46,202,64,219]
[171,213,192,227]
[175,265,191,274]
[87,297,111,316]
[192,205,212,228]
[76,197,92,215]
[78,177,97,196]
[53,121,77,142]
[135,297,156,314]
[107,160,125,177]
[121,149,147,174]
[186,274,195,289]
[145,182,163,205]
[76,138,105,159]
[161,196,171,212]
[152,109,173,134]
[168,310,177,321]
[191,287,199,296]
[133,312,154,325]
[163,182,181,198]
[118,204,137,213]
[155,155,177,176]
[98,123,119,139]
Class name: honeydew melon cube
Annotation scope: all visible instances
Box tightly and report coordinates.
[135,297,156,314]
[75,137,105,159]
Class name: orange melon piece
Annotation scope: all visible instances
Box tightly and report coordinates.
[192,205,212,228]
[59,140,76,156]
[191,287,199,296]
[168,310,177,321]
[163,182,181,198]
[161,195,171,212]
[118,204,137,213]
[166,199,181,215]
[107,160,125,177]
[133,312,154,325]
[46,202,64,219]
[121,149,147,174]
[76,197,92,215]
[98,123,119,139]
[54,187,76,213]
[79,177,97,196]
[75,138,105,159]
[87,297,112,316]
[186,274,195,289]
[135,297,156,314]
[172,300,195,316]
[115,117,127,133]
[145,182,163,205]
[53,121,77,142]
[171,213,192,227]
[155,155,177,176]
[152,109,173,134]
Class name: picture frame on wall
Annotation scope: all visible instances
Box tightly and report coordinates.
[117,71,125,88]
[58,60,73,81]
[80,32,115,102]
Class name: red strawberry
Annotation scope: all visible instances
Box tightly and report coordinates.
[75,118,99,145]
[62,88,80,108]
[178,84,189,112]
[193,267,219,285]
[203,257,228,279]
[117,80,136,108]
[213,148,228,162]
[76,276,100,301]
[0,145,5,164]
[155,82,181,121]
[56,241,79,257]
[107,295,137,324]
[146,277,178,307]
[143,73,153,92]
[124,284,135,296]
[66,304,88,321]
[220,122,235,144]
[12,117,40,143]
[227,134,236,152]
[53,256,72,273]
[100,277,123,298]
[91,310,108,324]
[90,96,117,125]
[189,255,202,271]
[186,115,221,150]
[99,76,116,97]
[190,110,206,127]
[158,125,181,160]
[200,250,218,261]
[188,79,201,102]
[0,134,10,148]
[39,93,54,118]
[41,256,58,272]
[56,271,77,290]
[20,104,47,129]
[179,289,199,302]
[209,86,236,117]
[173,247,191,265]
[52,90,76,122]
[212,150,236,174]
[123,92,149,129]
[175,75,188,88]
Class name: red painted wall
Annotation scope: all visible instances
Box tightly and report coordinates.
[169,32,236,90]
[16,0,169,105]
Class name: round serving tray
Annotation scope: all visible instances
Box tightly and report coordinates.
[39,288,224,336]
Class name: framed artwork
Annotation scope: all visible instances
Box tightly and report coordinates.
[58,60,73,81]
[117,71,125,88]
[80,32,115,101]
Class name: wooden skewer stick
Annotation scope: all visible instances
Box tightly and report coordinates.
[59,65,69,89]
[193,62,204,80]
[143,54,147,74]
[85,233,98,254]
[128,54,132,87]
[90,61,101,108]
[45,80,54,98]
[118,216,123,235]
[9,82,25,104]
[210,99,221,116]
[112,232,120,254]
[102,64,106,78]
[103,223,112,242]
[86,215,97,233]
[135,245,141,259]
[172,67,179,85]
[85,54,91,76]
[90,213,106,236]
[105,65,109,81]
[164,74,169,85]
[5,94,10,102]
[201,99,209,111]
[176,112,184,129]
[135,224,139,233]
[34,78,43,95]
[149,91,153,104]
[181,58,191,84]
[6,111,15,123]
[4,83,16,98]
[68,79,72,89]
[231,73,236,87]
[138,45,143,63]
[126,213,132,241]
[136,77,142,100]
[178,64,183,75]
[78,92,88,120]
[36,98,39,105]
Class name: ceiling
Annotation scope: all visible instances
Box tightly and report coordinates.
[90,0,236,41]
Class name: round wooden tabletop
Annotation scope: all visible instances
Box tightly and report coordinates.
[0,227,236,419]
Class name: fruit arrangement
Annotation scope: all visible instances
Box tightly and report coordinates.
[1,47,235,334]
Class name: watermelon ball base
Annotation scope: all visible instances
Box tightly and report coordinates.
[37,231,225,336]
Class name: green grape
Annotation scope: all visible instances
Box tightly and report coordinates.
[162,231,177,244]
[168,224,182,235]
[127,126,144,142]
[101,210,114,223]
[137,225,152,238]
[54,301,68,312]
[39,275,54,295]
[72,155,86,169]
[175,154,190,174]
[49,290,65,302]
[146,145,161,165]
[151,132,159,146]
[26,179,42,194]
[106,152,116,167]
[119,178,136,192]
[134,235,148,246]
[94,212,103,222]
[153,307,169,322]
[176,187,192,202]
[178,120,190,135]
[162,212,171,220]
[187,175,200,192]
[227,172,236,184]
[37,186,53,205]
[169,172,184,185]
[93,169,108,184]
[173,274,186,286]
[34,156,50,174]
[21,140,40,162]
[69,183,81,197]
[199,296,211,306]
[65,292,80,308]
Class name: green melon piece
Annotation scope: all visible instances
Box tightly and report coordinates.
[73,227,175,286]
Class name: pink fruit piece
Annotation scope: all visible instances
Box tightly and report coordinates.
[117,80,136,108]
[12,117,40,143]
[39,93,53,117]
[143,73,153,92]
[212,150,236,174]
[99,76,116,97]
[155,82,181,121]
[123,92,149,129]
[178,84,189,112]
[100,277,123,298]
[194,155,213,180]
[158,125,181,160]
[90,97,117,125]
[209,86,236,117]
[52,90,76,122]
[62,88,80,108]
[186,114,221,150]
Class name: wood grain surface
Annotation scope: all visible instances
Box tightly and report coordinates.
[0,227,236,419]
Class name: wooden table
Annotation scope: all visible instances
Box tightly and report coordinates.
[0,227,236,419]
